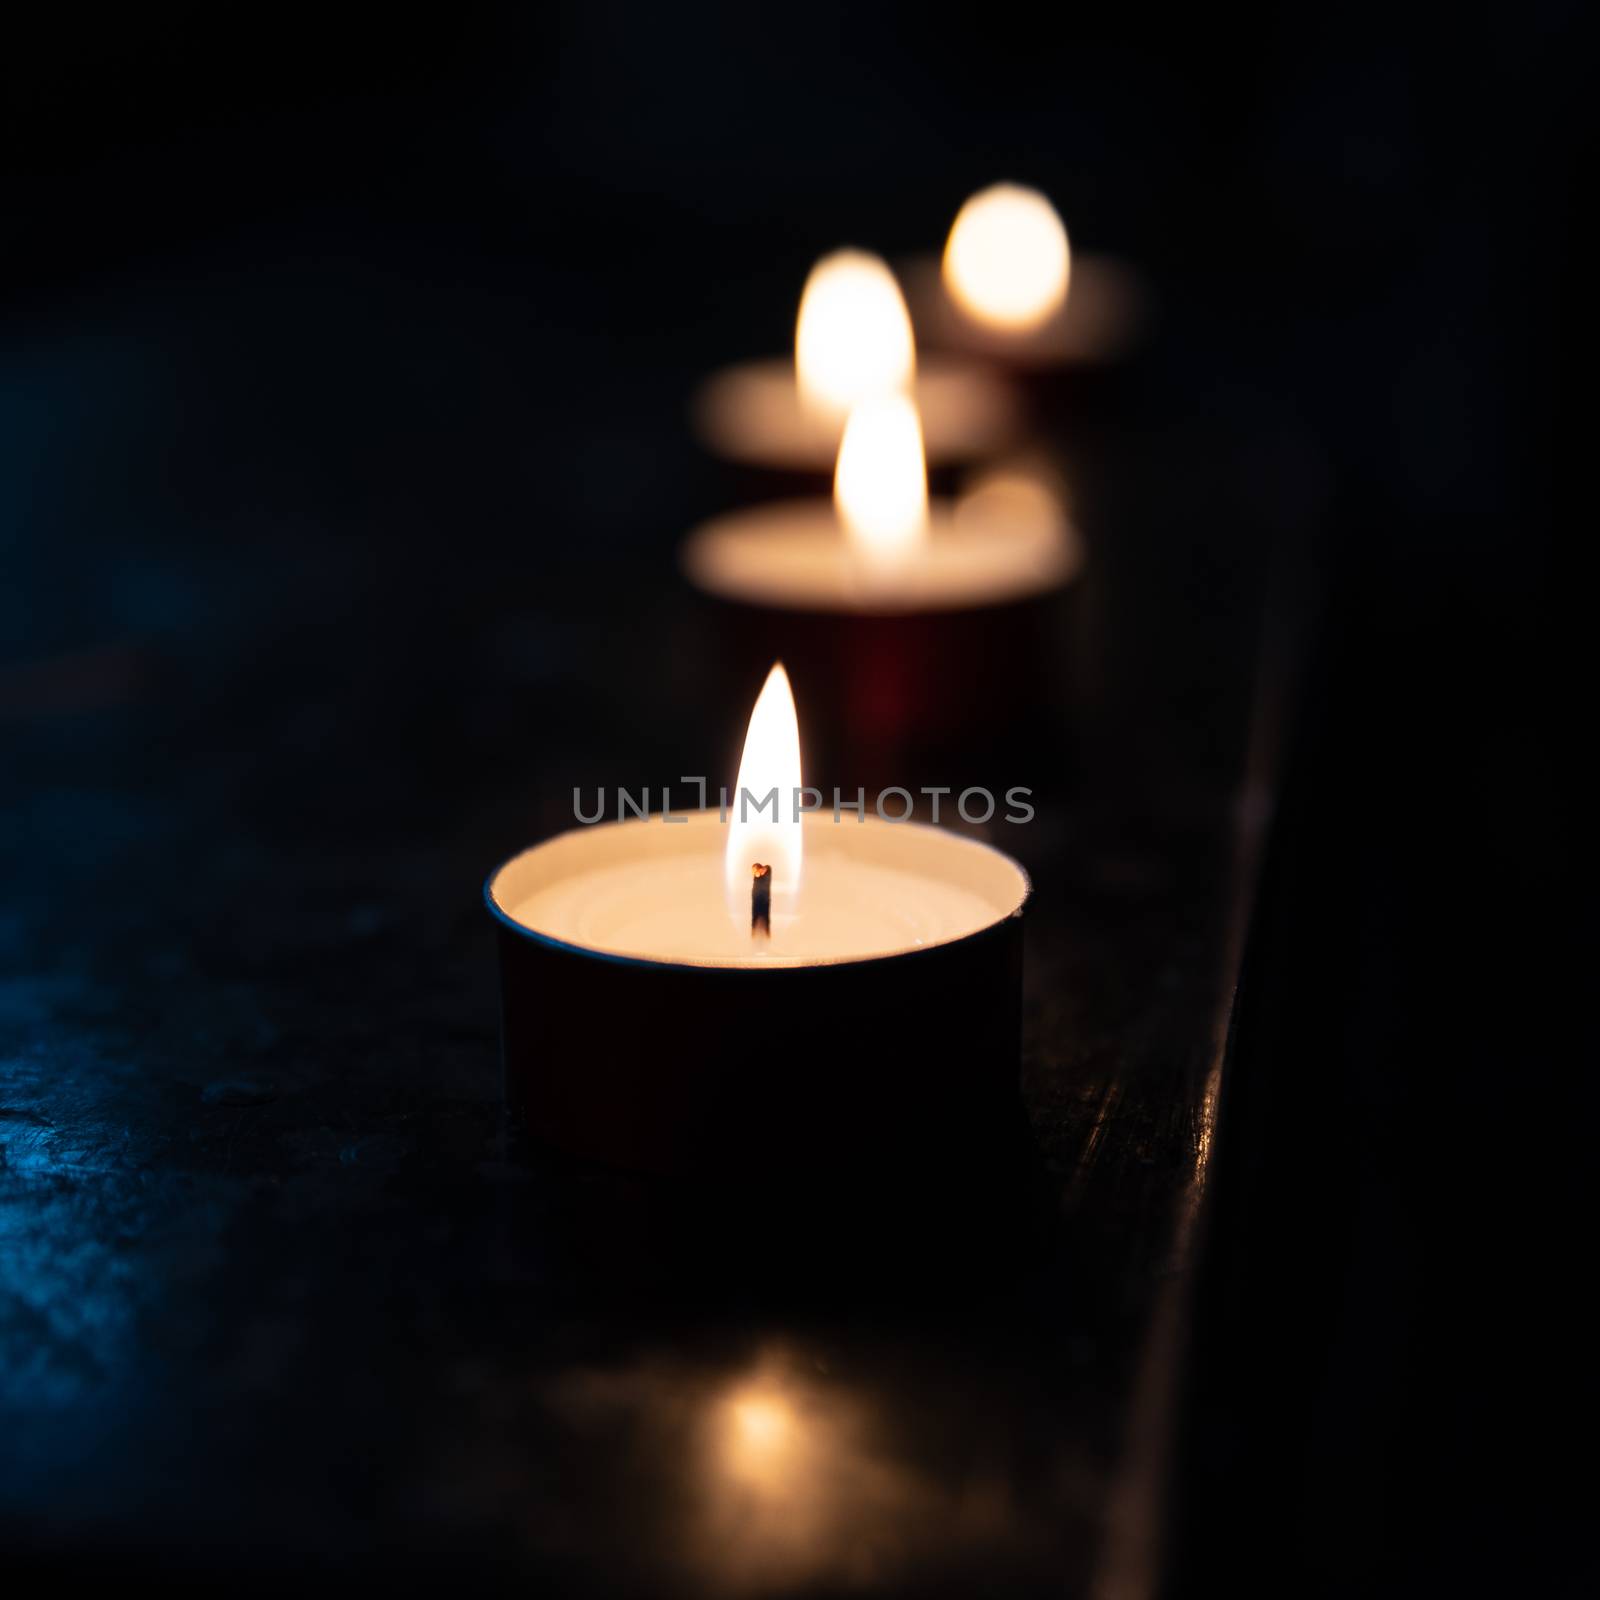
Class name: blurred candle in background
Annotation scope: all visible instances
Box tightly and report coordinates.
[693,248,1018,473]
[904,182,1150,369]
[833,392,929,582]
[684,392,1073,613]
[943,183,1072,333]
[681,393,1081,787]
[794,250,916,419]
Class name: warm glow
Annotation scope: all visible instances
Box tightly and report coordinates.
[718,1379,806,1494]
[795,250,916,419]
[834,393,929,574]
[725,663,803,930]
[730,1393,794,1455]
[943,183,1071,332]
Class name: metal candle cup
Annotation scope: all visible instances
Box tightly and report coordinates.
[485,811,1030,1179]
[681,492,1084,792]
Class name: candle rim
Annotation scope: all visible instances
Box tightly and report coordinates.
[900,252,1150,368]
[681,497,1083,616]
[484,811,1032,973]
[691,353,1020,470]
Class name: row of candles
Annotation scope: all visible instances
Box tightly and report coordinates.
[488,185,1137,1176]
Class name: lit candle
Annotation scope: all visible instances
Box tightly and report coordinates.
[685,393,1076,612]
[680,394,1082,785]
[485,665,1031,1175]
[903,182,1150,368]
[945,182,1072,332]
[692,248,1019,472]
[795,248,915,417]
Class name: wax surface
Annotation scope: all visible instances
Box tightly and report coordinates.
[691,355,1018,470]
[681,499,1080,613]
[494,813,1029,968]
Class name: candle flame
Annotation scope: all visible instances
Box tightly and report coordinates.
[834,393,929,574]
[795,250,916,419]
[726,663,803,930]
[943,183,1071,332]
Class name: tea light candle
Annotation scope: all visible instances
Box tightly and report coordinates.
[903,183,1150,368]
[692,248,1019,472]
[486,665,1031,1177]
[684,396,1078,614]
[680,394,1083,786]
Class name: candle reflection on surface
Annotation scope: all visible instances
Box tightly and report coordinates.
[703,1367,838,1582]
[526,1345,1079,1594]
[726,1389,793,1464]
[697,1354,918,1593]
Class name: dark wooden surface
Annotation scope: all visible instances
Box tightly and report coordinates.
[0,230,1286,1593]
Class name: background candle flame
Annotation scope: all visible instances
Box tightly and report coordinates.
[942,182,1071,332]
[726,662,803,929]
[833,393,929,575]
[794,249,916,419]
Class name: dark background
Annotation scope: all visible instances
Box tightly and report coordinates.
[2,4,1579,1595]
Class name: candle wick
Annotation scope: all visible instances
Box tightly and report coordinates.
[751,863,772,942]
